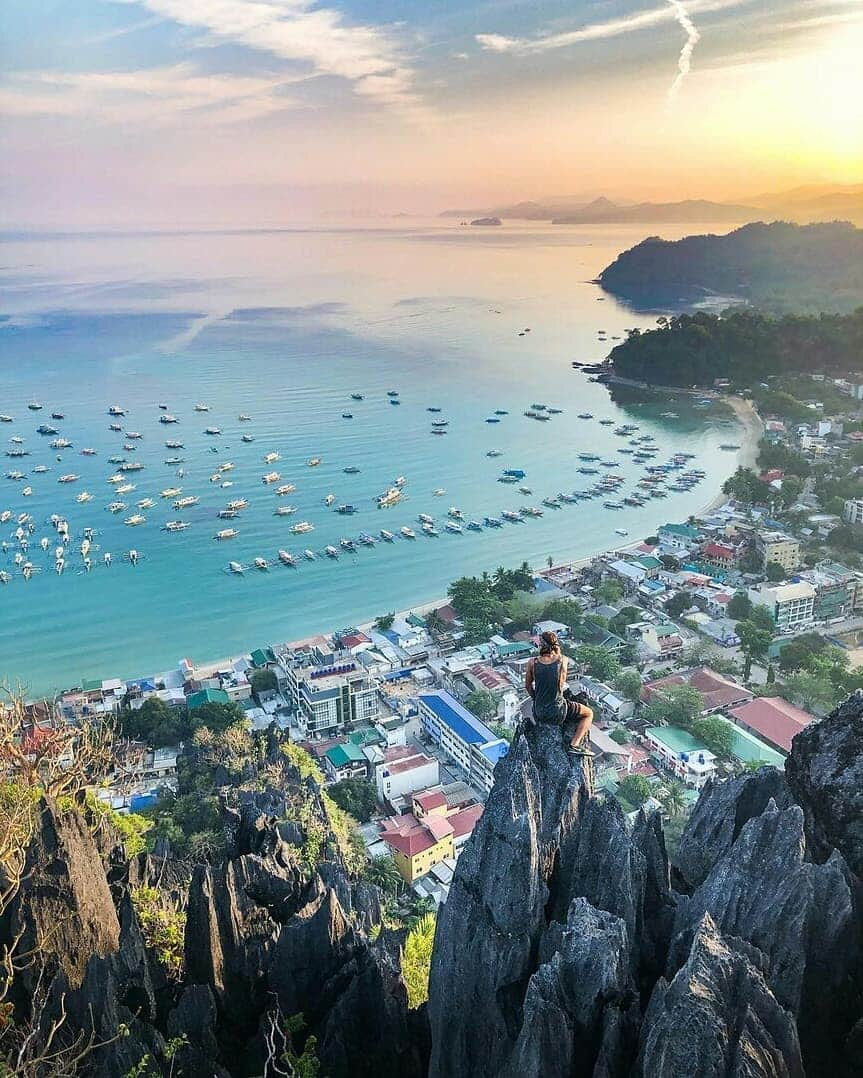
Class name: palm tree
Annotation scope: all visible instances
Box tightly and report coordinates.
[660,779,687,818]
[364,854,404,896]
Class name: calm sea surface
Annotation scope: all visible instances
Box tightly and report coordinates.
[0,222,743,694]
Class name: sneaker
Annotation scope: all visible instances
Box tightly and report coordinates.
[568,744,594,758]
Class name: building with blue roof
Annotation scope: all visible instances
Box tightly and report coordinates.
[417,690,509,794]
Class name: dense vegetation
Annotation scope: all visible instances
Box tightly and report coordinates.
[608,307,863,387]
[599,220,863,314]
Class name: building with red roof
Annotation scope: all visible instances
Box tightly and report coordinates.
[726,696,814,755]
[642,667,752,714]
[701,542,740,573]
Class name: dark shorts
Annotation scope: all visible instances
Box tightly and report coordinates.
[534,699,587,734]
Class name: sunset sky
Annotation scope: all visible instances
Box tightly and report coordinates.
[2,0,862,226]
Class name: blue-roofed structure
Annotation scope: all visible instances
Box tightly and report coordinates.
[417,690,508,794]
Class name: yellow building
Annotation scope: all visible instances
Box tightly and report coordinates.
[755,531,800,573]
[379,810,455,884]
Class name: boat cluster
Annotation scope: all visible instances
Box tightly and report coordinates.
[3,393,714,586]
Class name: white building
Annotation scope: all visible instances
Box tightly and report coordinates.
[748,581,816,634]
[417,690,509,794]
[644,726,717,789]
[374,746,440,803]
[281,643,379,735]
[843,498,863,526]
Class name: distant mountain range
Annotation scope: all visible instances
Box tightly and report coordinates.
[440,183,863,226]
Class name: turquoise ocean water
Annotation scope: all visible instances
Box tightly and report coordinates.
[0,223,744,695]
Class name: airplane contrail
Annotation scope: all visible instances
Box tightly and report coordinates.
[667,0,700,100]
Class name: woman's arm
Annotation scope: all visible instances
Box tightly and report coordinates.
[525,658,535,698]
[559,653,568,692]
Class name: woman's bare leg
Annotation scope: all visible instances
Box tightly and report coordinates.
[569,706,593,752]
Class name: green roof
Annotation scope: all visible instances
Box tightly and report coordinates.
[325,742,366,767]
[634,555,662,570]
[81,678,103,692]
[250,647,275,668]
[646,725,710,756]
[406,612,427,628]
[496,641,533,656]
[718,717,784,767]
[187,687,230,710]
[659,523,699,539]
[348,728,382,747]
[655,622,680,638]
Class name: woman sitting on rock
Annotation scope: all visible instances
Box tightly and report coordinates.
[525,630,593,757]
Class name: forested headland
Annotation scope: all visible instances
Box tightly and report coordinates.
[608,307,863,388]
[598,220,863,314]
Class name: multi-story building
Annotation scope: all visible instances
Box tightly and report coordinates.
[843,498,863,526]
[657,523,700,551]
[798,562,857,623]
[748,581,816,634]
[644,726,717,789]
[378,788,484,883]
[282,643,379,735]
[417,690,509,794]
[374,746,440,803]
[700,542,739,575]
[754,531,800,573]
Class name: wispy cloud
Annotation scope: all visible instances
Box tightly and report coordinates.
[0,64,305,126]
[113,0,427,119]
[476,0,741,66]
[666,1,700,100]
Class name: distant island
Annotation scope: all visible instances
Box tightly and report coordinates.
[440,182,863,226]
[608,307,863,387]
[470,216,502,227]
[598,220,863,315]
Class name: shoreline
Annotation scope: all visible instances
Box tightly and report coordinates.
[193,396,763,678]
[29,397,761,697]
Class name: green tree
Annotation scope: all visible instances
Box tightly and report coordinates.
[488,723,514,744]
[722,467,771,505]
[541,598,583,630]
[692,716,734,757]
[363,854,404,896]
[571,644,620,683]
[613,668,644,704]
[120,696,186,747]
[327,777,378,823]
[464,689,497,720]
[777,633,828,673]
[250,667,277,695]
[617,774,652,808]
[664,592,690,619]
[402,913,436,1009]
[748,604,776,634]
[736,619,773,679]
[644,684,702,730]
[727,592,753,621]
[188,700,246,735]
[658,779,687,818]
[609,606,643,638]
[765,561,786,582]
[782,671,839,714]
[131,886,186,980]
[609,727,631,746]
[374,612,395,631]
[595,579,624,605]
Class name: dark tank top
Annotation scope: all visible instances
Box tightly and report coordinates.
[533,658,566,722]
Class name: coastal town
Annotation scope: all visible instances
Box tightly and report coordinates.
[10,365,863,908]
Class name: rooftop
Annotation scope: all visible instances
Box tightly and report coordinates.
[419,690,498,747]
[727,696,815,754]
[379,812,454,858]
[642,667,752,713]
